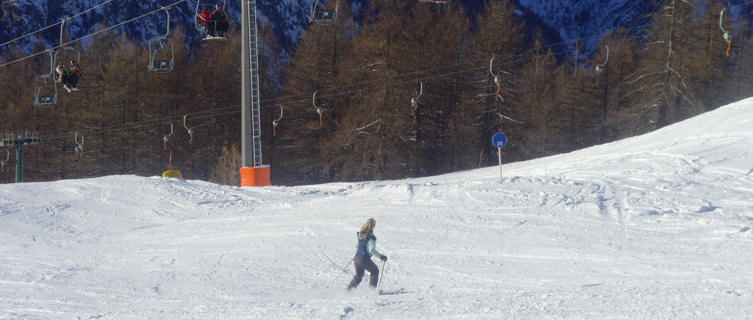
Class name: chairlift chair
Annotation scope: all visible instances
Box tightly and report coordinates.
[148,7,174,72]
[53,18,80,74]
[195,0,228,40]
[54,18,82,93]
[34,75,58,106]
[308,0,339,25]
[53,48,80,77]
[34,50,57,106]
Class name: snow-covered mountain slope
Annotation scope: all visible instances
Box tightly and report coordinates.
[1,94,752,318]
[0,0,319,50]
[0,0,659,55]
[514,0,655,54]
[3,0,750,56]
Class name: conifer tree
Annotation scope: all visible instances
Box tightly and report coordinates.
[469,0,526,165]
[588,29,641,141]
[627,0,701,132]
[693,0,738,111]
[274,0,356,184]
[508,33,559,159]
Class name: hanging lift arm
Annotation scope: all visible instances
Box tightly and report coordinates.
[273,105,284,137]
[313,91,325,126]
[595,45,609,73]
[74,131,84,161]
[489,56,504,101]
[720,8,731,56]
[163,122,173,150]
[411,81,423,117]
[183,114,194,144]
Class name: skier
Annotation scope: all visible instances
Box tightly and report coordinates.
[347,218,387,290]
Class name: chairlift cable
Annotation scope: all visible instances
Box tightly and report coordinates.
[37,47,577,142]
[0,0,188,68]
[0,0,116,49]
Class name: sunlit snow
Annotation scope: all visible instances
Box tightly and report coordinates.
[1,98,753,319]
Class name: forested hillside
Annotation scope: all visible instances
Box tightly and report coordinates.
[1,0,751,186]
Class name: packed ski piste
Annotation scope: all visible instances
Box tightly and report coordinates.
[2,99,753,318]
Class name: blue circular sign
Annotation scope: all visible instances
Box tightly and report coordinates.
[492,132,507,148]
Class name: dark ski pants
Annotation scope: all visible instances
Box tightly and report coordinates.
[347,255,379,290]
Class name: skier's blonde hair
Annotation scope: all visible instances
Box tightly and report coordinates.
[359,218,376,240]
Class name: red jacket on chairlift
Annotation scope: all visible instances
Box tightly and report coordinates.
[199,9,212,25]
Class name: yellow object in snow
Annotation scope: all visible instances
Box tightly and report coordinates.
[162,169,183,179]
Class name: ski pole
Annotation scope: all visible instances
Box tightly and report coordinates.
[377,260,386,289]
[342,257,354,272]
[329,257,355,288]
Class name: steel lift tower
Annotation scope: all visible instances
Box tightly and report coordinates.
[240,0,270,186]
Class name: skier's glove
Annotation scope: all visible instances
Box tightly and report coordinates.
[380,255,388,262]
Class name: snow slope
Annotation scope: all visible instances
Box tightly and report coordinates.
[1,98,753,319]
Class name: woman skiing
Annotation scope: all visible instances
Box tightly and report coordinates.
[347,218,387,290]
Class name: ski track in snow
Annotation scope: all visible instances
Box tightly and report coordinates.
[1,99,753,318]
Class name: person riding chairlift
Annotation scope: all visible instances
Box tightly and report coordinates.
[198,6,214,37]
[67,60,81,91]
[55,61,67,84]
[55,60,79,92]
[212,4,229,38]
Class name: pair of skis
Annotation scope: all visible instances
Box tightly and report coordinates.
[378,288,405,295]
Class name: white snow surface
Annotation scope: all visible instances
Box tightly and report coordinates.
[2,98,753,319]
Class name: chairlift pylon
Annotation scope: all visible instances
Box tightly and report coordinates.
[148,7,174,72]
[34,50,58,106]
[308,0,339,25]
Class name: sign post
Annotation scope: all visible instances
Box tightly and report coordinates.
[491,132,507,180]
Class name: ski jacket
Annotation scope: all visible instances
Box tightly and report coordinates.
[354,232,384,259]
[212,10,227,23]
[69,64,81,75]
[199,9,212,25]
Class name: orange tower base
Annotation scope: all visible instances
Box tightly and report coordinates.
[240,166,271,187]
